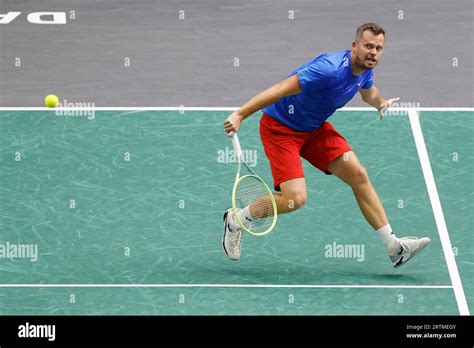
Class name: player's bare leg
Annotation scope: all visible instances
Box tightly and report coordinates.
[273,178,307,214]
[326,151,387,229]
[327,151,430,267]
[246,178,307,219]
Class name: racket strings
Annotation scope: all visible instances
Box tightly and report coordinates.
[234,175,275,234]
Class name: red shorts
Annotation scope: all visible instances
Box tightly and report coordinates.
[259,113,352,191]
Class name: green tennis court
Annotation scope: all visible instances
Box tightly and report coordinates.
[0,108,471,315]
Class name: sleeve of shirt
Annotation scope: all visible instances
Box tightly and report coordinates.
[296,59,333,92]
[361,70,374,89]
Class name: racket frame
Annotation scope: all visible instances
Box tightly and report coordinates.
[230,133,277,236]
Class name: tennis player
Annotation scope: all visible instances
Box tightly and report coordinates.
[222,23,430,267]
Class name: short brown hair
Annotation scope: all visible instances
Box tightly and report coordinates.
[356,23,385,41]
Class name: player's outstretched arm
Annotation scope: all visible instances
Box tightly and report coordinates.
[359,86,400,119]
[224,74,302,135]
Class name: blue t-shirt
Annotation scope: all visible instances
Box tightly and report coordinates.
[262,50,373,131]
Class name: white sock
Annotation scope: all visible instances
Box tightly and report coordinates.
[375,224,398,254]
[237,206,253,225]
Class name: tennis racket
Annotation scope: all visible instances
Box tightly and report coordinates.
[230,132,277,236]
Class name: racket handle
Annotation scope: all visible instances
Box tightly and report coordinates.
[230,132,244,162]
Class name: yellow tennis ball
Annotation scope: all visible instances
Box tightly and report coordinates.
[44,94,59,108]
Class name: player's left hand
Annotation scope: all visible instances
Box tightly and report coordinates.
[378,97,400,119]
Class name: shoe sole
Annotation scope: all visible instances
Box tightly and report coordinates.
[222,209,238,261]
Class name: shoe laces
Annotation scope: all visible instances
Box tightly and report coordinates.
[231,230,241,252]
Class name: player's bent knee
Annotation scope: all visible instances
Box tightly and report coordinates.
[352,166,369,186]
[285,193,307,210]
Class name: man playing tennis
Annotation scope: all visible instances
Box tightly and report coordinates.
[222,23,430,267]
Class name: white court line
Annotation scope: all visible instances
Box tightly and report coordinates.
[408,109,470,315]
[0,107,472,111]
[0,284,452,289]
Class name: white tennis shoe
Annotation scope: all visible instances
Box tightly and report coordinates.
[390,236,431,268]
[222,208,243,261]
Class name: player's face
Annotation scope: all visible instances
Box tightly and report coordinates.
[353,31,384,70]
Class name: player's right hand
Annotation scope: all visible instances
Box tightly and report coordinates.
[224,111,243,136]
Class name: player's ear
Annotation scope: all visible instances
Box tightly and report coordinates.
[351,41,357,49]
